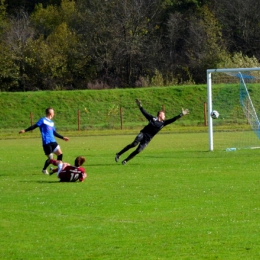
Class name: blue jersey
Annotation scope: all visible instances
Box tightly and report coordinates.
[36,117,56,145]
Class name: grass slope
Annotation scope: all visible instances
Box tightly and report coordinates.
[2,84,260,135]
[0,86,207,132]
[0,84,260,134]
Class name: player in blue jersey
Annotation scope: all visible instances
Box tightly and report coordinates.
[19,108,69,174]
[115,99,189,165]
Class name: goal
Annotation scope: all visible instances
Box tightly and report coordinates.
[207,68,260,151]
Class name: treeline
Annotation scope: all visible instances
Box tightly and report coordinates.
[1,0,260,91]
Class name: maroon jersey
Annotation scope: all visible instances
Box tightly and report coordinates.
[58,164,87,182]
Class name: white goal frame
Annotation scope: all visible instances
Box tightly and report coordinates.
[207,67,260,151]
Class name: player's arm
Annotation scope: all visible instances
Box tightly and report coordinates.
[19,118,44,134]
[19,124,38,133]
[136,99,153,120]
[79,168,87,182]
[53,131,69,141]
[140,107,154,120]
[164,108,189,125]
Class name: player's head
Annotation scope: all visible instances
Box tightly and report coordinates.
[46,107,54,118]
[157,110,165,121]
[75,156,86,167]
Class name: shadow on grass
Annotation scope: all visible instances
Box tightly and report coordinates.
[88,163,141,166]
[18,180,59,183]
[37,180,60,183]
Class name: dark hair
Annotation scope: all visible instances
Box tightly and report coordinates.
[157,110,165,117]
[75,156,86,167]
[45,107,53,115]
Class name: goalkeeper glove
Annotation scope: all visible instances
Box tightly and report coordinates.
[135,99,142,108]
[181,108,189,116]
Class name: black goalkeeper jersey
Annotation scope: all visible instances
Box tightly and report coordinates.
[139,107,182,139]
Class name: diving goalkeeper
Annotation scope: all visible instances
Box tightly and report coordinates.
[115,99,189,165]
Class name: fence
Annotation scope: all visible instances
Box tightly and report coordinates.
[0,99,211,133]
[21,104,208,132]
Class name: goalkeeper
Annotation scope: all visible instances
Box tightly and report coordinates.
[115,99,189,165]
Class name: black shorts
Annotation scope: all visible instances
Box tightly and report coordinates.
[136,132,151,144]
[134,132,150,152]
[43,142,59,155]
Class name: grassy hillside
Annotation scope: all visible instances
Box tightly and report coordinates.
[0,86,208,134]
[1,83,260,136]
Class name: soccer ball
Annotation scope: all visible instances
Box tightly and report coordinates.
[211,110,219,119]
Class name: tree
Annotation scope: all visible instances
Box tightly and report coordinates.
[0,0,8,33]
[3,10,35,90]
[184,6,226,82]
[75,0,162,88]
[160,5,226,84]
[24,23,72,89]
[24,21,93,90]
[30,3,61,37]
[210,0,260,60]
[27,0,93,89]
[4,0,61,14]
[162,0,211,11]
[0,42,19,91]
[0,0,19,91]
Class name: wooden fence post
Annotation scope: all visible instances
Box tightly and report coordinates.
[162,104,165,112]
[78,110,80,131]
[30,112,33,126]
[204,102,207,126]
[120,106,123,130]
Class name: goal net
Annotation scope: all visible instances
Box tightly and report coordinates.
[207,68,260,151]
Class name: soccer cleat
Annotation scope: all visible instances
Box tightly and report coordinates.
[42,169,49,175]
[122,160,127,165]
[115,153,120,162]
[49,167,54,176]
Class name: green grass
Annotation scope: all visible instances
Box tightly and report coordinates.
[1,133,260,259]
[2,84,260,135]
[0,86,208,131]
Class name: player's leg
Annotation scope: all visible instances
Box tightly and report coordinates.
[42,144,54,174]
[49,158,63,175]
[49,158,62,166]
[42,142,62,174]
[49,167,58,176]
[115,132,143,162]
[122,139,149,165]
[53,143,63,160]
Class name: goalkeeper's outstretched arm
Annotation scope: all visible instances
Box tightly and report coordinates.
[135,99,154,121]
[164,108,189,125]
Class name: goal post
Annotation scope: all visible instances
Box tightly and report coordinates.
[207,67,260,151]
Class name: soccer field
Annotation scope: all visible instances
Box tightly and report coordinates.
[1,132,260,259]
